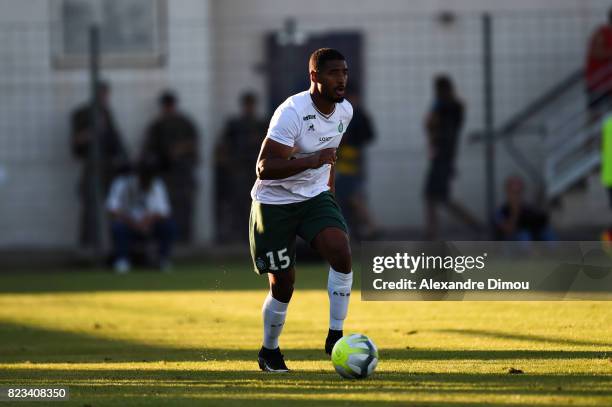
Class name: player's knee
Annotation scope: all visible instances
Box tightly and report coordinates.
[270,282,293,303]
[326,238,351,273]
[269,271,295,302]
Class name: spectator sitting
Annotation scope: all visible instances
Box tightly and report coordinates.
[107,160,175,273]
[495,176,555,241]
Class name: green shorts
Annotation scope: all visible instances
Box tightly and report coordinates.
[249,191,348,275]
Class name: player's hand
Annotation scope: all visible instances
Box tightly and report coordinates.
[311,148,337,168]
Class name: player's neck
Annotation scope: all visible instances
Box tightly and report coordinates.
[309,89,335,116]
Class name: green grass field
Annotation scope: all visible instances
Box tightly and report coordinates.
[0,261,611,406]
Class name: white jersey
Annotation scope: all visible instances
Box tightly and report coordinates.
[251,90,353,204]
[106,175,170,221]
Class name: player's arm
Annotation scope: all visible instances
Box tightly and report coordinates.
[256,138,336,180]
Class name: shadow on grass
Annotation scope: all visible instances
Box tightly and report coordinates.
[0,367,610,405]
[0,262,360,293]
[1,321,609,365]
[1,322,610,405]
[436,328,612,348]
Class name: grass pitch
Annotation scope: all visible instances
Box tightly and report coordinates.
[0,261,610,406]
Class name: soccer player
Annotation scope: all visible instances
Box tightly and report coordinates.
[250,48,353,372]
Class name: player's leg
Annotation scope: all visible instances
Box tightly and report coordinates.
[312,227,353,354]
[312,226,352,273]
[268,266,295,303]
[298,191,352,354]
[250,200,297,372]
[263,267,294,351]
[258,267,294,371]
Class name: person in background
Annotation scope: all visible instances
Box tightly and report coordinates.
[335,90,379,239]
[107,160,175,273]
[142,91,199,244]
[585,7,612,122]
[423,75,480,240]
[71,81,128,248]
[494,175,555,241]
[215,91,266,242]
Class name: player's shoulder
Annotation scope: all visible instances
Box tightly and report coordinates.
[337,98,353,118]
[279,90,311,113]
[271,91,310,125]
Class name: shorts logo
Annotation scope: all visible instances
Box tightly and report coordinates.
[255,257,268,271]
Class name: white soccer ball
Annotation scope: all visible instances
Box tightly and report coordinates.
[331,333,378,379]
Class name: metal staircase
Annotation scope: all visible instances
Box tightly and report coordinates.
[544,118,601,200]
[471,65,610,206]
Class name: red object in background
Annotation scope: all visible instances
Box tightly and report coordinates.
[586,25,612,91]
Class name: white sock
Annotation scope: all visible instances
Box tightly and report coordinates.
[328,267,353,331]
[262,292,289,349]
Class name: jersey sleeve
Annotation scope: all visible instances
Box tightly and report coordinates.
[267,105,300,147]
[343,100,354,129]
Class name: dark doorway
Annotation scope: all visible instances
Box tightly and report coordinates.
[265,31,363,115]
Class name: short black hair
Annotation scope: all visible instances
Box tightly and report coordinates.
[309,48,345,72]
[434,74,455,99]
[159,90,178,108]
[240,91,257,106]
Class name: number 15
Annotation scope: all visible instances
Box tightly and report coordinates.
[266,248,290,271]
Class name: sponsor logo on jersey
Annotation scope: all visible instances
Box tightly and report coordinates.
[308,124,315,132]
[338,120,344,132]
[319,136,334,142]
[303,114,316,121]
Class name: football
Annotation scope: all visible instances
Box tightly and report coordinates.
[331,333,379,379]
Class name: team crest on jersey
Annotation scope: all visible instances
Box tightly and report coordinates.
[255,257,268,271]
[338,120,344,132]
[308,124,315,132]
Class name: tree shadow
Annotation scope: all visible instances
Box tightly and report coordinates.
[0,262,359,293]
[1,321,609,364]
[435,328,612,348]
[1,322,610,405]
[1,367,610,405]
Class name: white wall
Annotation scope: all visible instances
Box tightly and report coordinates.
[211,0,609,230]
[0,0,610,248]
[0,0,213,248]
